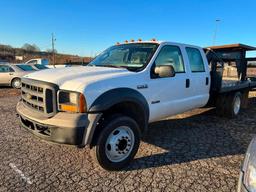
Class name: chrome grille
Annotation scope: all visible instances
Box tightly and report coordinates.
[21,79,58,117]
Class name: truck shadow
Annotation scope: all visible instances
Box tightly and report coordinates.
[127,98,256,171]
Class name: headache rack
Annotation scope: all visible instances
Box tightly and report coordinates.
[205,43,256,93]
[21,79,58,118]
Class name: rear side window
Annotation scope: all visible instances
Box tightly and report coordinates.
[35,64,48,69]
[186,47,205,72]
[0,65,14,72]
[16,65,35,71]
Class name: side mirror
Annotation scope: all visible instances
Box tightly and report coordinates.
[154,65,175,78]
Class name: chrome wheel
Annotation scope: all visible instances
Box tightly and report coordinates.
[233,94,241,115]
[12,79,21,89]
[105,126,135,163]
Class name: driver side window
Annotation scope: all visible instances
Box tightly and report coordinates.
[154,45,185,73]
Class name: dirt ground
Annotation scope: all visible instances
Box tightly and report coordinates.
[0,87,256,192]
[0,87,20,98]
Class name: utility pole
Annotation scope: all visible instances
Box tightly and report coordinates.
[213,19,220,46]
[51,33,56,65]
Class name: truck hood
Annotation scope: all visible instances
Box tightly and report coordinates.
[23,66,134,90]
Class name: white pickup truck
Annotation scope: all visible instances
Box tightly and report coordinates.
[16,41,256,170]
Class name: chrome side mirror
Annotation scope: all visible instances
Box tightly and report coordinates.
[154,65,175,78]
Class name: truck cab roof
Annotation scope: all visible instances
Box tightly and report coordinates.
[115,40,202,49]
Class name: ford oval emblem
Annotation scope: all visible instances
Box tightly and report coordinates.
[26,93,32,99]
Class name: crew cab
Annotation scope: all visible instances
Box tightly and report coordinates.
[16,40,256,170]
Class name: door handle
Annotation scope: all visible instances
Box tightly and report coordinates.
[186,79,190,88]
[206,77,209,85]
[9,73,13,75]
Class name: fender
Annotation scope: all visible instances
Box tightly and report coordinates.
[82,88,149,146]
[89,88,149,118]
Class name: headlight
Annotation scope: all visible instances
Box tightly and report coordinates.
[243,137,256,191]
[58,90,87,113]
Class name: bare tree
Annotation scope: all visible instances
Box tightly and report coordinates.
[0,44,13,51]
[0,44,14,56]
[22,43,40,52]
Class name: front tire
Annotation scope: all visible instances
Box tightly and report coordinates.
[91,115,141,171]
[11,78,21,89]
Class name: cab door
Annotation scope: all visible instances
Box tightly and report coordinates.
[184,47,210,107]
[146,44,193,122]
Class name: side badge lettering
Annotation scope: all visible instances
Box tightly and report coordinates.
[137,84,148,89]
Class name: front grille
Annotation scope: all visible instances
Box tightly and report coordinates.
[21,79,58,117]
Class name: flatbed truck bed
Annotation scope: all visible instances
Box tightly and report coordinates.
[220,79,256,93]
[204,44,256,116]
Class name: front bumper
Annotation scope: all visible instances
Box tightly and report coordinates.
[16,101,99,146]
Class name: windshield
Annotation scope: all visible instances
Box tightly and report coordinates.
[16,65,35,71]
[34,64,48,69]
[89,43,159,71]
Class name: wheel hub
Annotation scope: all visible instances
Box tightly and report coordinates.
[234,95,241,115]
[105,126,134,162]
[117,139,128,151]
[14,80,21,88]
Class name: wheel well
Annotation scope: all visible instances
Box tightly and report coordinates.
[90,101,147,148]
[11,77,20,83]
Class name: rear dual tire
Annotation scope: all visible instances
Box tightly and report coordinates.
[217,92,242,118]
[231,92,242,116]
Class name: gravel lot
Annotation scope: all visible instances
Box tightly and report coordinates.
[0,88,256,192]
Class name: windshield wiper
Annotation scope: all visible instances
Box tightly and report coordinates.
[99,64,127,69]
[88,64,138,72]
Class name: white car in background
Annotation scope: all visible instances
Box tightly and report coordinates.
[30,64,49,70]
[25,58,49,65]
[0,64,35,88]
[25,58,66,69]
